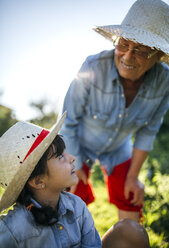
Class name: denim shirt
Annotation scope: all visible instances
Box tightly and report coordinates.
[0,192,101,248]
[60,50,169,175]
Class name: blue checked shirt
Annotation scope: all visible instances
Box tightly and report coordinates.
[61,50,169,175]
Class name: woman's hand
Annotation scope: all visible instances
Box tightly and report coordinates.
[124,176,144,206]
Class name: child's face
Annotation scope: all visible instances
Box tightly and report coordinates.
[43,150,78,193]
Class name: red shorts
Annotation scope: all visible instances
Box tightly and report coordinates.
[74,163,95,205]
[74,160,142,213]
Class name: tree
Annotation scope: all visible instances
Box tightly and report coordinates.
[29,99,58,128]
[0,105,17,137]
[143,109,169,243]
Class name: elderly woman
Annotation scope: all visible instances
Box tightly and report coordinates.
[60,0,169,222]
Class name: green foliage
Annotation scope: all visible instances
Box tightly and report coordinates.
[148,110,169,174]
[143,109,169,246]
[90,163,104,186]
[89,165,169,247]
[88,178,118,237]
[0,105,17,136]
[140,167,169,247]
[29,99,58,128]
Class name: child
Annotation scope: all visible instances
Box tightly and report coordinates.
[102,218,150,248]
[0,113,101,247]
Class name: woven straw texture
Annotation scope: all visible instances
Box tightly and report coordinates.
[93,0,169,63]
[0,112,66,212]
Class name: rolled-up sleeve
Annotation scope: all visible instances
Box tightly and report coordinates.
[60,60,92,170]
[134,92,169,151]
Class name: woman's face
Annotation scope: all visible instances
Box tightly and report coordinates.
[43,150,78,193]
[114,38,161,81]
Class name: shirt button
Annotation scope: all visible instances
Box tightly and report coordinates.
[115,128,119,131]
[145,121,148,125]
[59,226,63,230]
[118,114,122,118]
[121,94,124,97]
[109,138,113,142]
[93,115,97,119]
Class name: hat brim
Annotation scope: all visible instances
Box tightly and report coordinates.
[0,112,66,212]
[93,25,169,64]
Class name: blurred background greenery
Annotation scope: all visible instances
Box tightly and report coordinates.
[0,94,169,248]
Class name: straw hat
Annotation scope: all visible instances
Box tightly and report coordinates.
[93,0,169,63]
[0,112,66,212]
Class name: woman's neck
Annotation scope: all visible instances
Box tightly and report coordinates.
[120,75,144,86]
[120,76,144,107]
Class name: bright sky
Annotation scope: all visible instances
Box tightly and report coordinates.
[1,0,169,120]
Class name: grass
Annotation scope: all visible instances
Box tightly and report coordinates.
[88,164,169,248]
[88,181,118,237]
[0,163,169,247]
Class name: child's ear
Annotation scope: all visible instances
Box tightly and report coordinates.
[28,176,45,190]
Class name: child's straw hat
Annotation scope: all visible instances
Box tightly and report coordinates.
[0,112,66,212]
[93,0,169,63]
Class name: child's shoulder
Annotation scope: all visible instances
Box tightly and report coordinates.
[61,191,86,205]
[0,204,40,241]
[61,191,87,215]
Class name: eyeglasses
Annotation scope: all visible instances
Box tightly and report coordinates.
[113,41,158,60]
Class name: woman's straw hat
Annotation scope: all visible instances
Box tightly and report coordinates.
[0,112,66,212]
[93,0,169,63]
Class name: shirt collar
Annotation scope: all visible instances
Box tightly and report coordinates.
[30,192,74,217]
[30,198,42,208]
[30,192,74,223]
[58,191,75,216]
[143,63,158,88]
[57,192,75,223]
